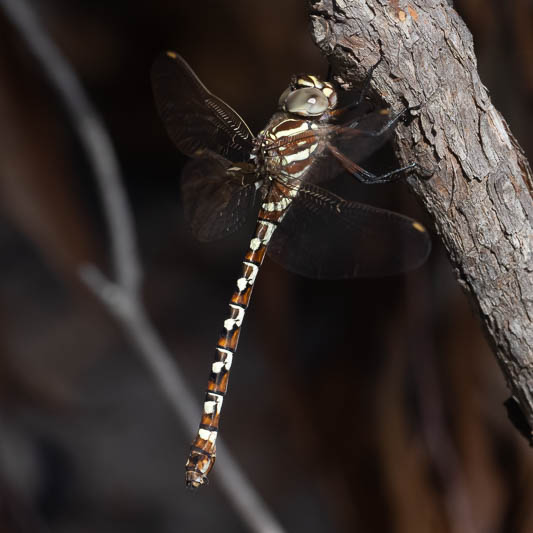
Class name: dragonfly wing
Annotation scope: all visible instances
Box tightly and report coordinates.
[332,108,398,164]
[305,108,401,185]
[151,52,254,161]
[182,153,261,242]
[267,181,430,279]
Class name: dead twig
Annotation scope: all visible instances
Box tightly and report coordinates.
[0,0,287,530]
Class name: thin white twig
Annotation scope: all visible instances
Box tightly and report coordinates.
[0,1,286,531]
[1,0,139,292]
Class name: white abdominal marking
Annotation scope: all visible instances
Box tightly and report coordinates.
[223,352,233,370]
[212,361,224,373]
[262,197,293,212]
[204,400,219,414]
[249,237,261,251]
[198,428,217,443]
[235,257,262,294]
[260,220,276,242]
[212,350,233,374]
[224,318,237,331]
[204,394,223,415]
[242,262,259,284]
[229,303,245,325]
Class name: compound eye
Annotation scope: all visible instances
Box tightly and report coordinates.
[284,88,329,116]
[278,87,291,107]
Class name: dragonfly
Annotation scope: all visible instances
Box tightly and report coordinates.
[151,51,431,489]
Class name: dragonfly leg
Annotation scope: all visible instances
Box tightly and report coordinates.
[353,160,435,184]
[350,56,384,109]
[347,101,421,133]
[352,161,419,184]
[328,143,432,184]
[332,99,422,139]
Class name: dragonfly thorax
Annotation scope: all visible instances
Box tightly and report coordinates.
[256,117,322,180]
[252,74,336,179]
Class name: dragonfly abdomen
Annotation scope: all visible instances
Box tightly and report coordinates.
[185,204,285,489]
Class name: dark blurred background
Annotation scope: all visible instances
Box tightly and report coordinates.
[0,1,531,532]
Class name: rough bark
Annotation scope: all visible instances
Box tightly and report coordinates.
[309,0,533,440]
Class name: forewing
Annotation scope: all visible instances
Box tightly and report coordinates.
[267,181,430,279]
[332,108,398,164]
[151,52,254,161]
[305,108,399,185]
[182,153,261,242]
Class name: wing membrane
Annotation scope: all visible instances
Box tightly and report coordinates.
[305,108,400,185]
[182,152,261,241]
[268,180,430,279]
[332,108,397,165]
[151,52,254,161]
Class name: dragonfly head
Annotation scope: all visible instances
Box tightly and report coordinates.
[278,74,337,117]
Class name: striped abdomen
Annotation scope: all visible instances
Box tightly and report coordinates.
[185,181,296,489]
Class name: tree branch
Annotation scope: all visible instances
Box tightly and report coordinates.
[0,0,287,530]
[309,0,533,439]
